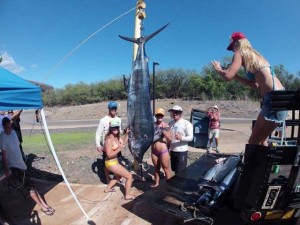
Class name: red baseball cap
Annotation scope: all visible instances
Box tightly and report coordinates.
[227,32,246,51]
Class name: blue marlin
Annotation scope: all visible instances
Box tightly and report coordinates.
[119,23,169,163]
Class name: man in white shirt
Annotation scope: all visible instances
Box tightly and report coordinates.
[95,101,122,182]
[1,117,55,215]
[164,105,193,174]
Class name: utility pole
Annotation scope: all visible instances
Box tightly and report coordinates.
[133,0,146,64]
[152,62,159,115]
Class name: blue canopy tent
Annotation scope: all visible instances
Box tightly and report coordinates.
[0,66,43,110]
[0,66,91,222]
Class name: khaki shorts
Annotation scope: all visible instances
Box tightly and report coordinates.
[209,129,220,139]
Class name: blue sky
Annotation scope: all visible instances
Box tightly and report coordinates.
[1,0,299,88]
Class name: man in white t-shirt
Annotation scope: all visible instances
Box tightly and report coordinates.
[95,101,122,182]
[164,105,193,174]
[1,117,55,215]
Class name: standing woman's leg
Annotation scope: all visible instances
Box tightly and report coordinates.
[151,152,160,187]
[104,177,118,192]
[249,113,278,145]
[108,164,134,199]
[160,152,171,180]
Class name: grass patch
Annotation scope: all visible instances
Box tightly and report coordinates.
[23,130,95,155]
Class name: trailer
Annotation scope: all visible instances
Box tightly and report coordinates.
[141,90,300,225]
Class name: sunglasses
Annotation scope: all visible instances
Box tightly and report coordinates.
[172,111,181,115]
[155,114,164,118]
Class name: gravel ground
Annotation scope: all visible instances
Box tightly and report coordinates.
[26,100,259,184]
[28,147,204,185]
[24,127,204,185]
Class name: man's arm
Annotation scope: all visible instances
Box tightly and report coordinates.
[208,112,214,120]
[95,119,104,152]
[181,121,194,142]
[10,110,23,121]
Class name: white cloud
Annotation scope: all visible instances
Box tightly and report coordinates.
[0,51,25,74]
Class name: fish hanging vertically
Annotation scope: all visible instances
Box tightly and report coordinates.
[119,23,169,163]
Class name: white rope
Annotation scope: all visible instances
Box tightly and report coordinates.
[39,5,137,86]
[40,108,91,221]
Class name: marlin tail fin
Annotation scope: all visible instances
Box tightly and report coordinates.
[119,23,170,44]
[143,23,169,44]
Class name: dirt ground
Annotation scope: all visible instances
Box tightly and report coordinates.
[28,100,259,185]
[2,100,298,225]
[23,99,298,185]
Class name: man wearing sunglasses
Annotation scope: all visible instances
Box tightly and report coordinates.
[164,105,193,174]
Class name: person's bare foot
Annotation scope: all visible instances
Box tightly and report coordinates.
[124,195,135,200]
[151,183,159,188]
[104,188,116,193]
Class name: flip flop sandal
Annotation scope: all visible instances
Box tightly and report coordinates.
[47,207,55,213]
[41,208,54,216]
[104,188,116,193]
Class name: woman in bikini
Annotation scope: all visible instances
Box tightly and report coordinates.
[103,119,135,200]
[212,32,288,146]
[151,108,171,187]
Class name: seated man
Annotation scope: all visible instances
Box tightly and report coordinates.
[0,117,55,216]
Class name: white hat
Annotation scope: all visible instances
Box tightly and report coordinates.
[213,105,218,110]
[168,105,183,112]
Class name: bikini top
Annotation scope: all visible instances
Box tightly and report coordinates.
[153,123,169,143]
[246,71,256,81]
[245,66,276,90]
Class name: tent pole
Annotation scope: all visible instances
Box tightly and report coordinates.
[40,109,92,222]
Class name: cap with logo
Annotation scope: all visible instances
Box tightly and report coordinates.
[227,32,246,51]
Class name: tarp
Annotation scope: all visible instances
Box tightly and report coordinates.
[0,66,90,222]
[0,66,43,110]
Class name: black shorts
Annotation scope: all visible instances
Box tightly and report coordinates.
[10,167,35,191]
[170,151,188,174]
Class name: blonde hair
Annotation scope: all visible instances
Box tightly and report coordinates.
[234,39,269,72]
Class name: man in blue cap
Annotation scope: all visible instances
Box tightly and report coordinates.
[95,101,122,183]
